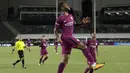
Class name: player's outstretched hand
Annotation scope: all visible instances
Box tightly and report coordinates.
[82,17,90,24]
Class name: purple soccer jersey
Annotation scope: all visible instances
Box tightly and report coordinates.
[26,39,31,47]
[55,14,74,36]
[55,14,80,54]
[86,39,98,62]
[39,39,48,56]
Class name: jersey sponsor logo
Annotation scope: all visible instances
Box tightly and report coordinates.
[64,21,74,26]
[91,45,96,48]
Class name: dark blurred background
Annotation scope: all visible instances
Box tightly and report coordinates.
[0,0,130,46]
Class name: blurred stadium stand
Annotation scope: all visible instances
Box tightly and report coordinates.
[100,6,130,24]
[0,21,14,40]
[1,5,130,44]
[6,5,130,34]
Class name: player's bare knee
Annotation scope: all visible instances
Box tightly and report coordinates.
[62,58,69,64]
[61,55,69,64]
[77,42,86,50]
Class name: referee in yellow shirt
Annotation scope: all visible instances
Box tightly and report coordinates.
[12,38,30,69]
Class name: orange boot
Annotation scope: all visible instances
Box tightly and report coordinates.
[94,62,105,70]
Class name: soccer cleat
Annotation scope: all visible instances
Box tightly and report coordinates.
[12,63,15,68]
[38,63,42,66]
[56,53,58,54]
[22,66,26,69]
[94,62,105,70]
[42,61,44,65]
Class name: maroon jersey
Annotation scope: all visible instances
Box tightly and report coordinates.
[86,39,98,55]
[55,14,74,37]
[39,40,48,49]
[26,39,31,46]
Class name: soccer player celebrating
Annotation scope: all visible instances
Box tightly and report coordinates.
[54,2,96,73]
[12,38,30,69]
[39,35,48,65]
[54,40,59,54]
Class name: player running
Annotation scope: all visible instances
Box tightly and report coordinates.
[39,36,48,65]
[12,38,30,69]
[26,38,31,51]
[26,38,31,47]
[54,2,97,73]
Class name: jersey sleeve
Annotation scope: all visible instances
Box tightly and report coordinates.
[21,41,25,48]
[22,42,25,47]
[54,16,63,30]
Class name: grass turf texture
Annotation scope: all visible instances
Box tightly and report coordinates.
[0,46,130,73]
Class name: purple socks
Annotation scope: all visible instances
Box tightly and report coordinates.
[57,62,66,73]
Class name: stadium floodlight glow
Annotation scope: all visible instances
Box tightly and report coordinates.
[116,12,120,15]
[125,12,128,14]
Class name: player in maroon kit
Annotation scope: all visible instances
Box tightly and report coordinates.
[39,36,48,65]
[26,38,31,47]
[84,33,98,73]
[54,2,97,73]
[26,38,31,52]
[86,33,105,72]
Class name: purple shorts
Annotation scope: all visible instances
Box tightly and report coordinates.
[40,49,48,56]
[55,44,58,47]
[86,49,96,65]
[61,35,80,54]
[26,44,31,47]
[90,52,96,62]
[61,43,72,55]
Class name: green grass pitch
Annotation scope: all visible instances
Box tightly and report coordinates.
[0,46,130,73]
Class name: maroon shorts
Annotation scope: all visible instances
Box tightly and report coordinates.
[40,49,48,56]
[61,35,80,54]
[90,52,96,62]
[26,44,31,47]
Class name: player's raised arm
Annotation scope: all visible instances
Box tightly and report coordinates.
[75,17,91,28]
